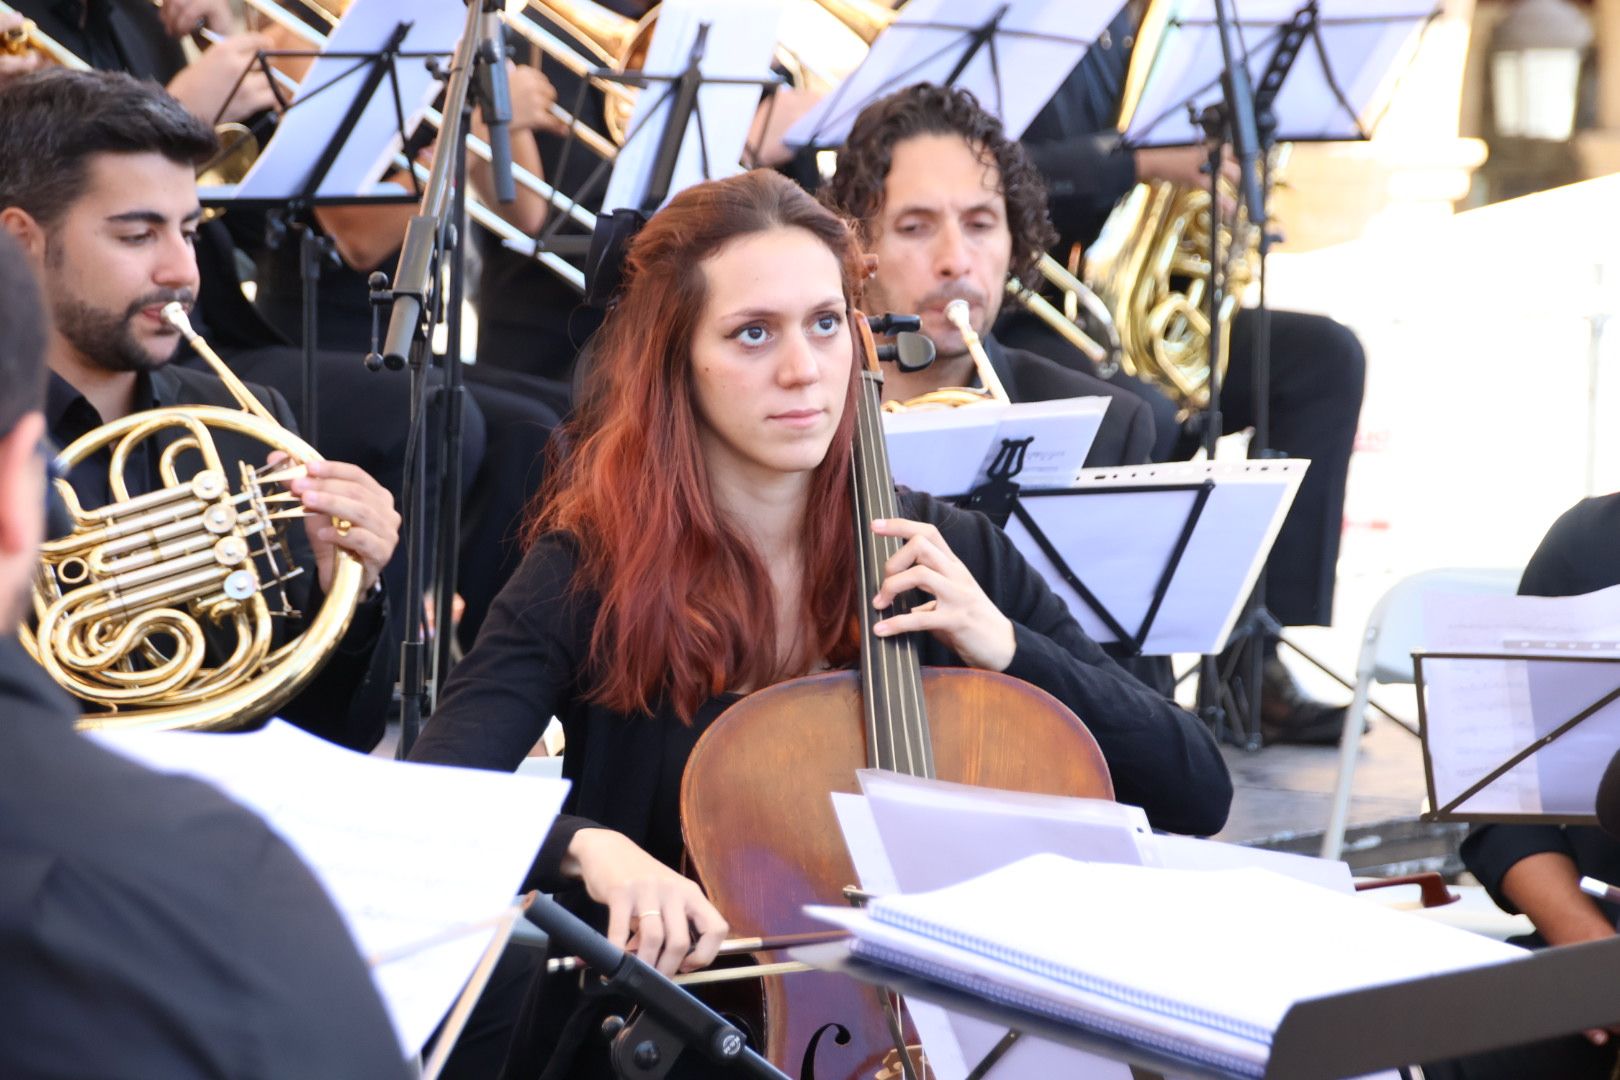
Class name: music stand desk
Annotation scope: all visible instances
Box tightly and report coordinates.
[1416,650,1620,825]
[796,935,1620,1080]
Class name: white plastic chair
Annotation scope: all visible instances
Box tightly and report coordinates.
[1320,567,1523,860]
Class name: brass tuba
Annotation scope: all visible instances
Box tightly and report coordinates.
[21,305,365,732]
[1082,171,1265,416]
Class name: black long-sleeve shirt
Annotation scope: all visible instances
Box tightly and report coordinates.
[0,638,407,1080]
[1461,494,1620,933]
[410,490,1232,893]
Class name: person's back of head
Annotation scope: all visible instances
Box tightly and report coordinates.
[0,229,49,633]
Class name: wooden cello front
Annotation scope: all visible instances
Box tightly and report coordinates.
[680,315,1112,1078]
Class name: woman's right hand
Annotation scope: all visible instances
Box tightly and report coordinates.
[564,828,729,976]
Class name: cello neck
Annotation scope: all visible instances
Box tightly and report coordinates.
[851,314,935,779]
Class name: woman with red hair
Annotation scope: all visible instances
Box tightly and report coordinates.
[411,168,1229,1070]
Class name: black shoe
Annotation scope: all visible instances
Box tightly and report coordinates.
[1259,656,1358,747]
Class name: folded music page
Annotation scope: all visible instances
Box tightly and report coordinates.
[93,720,567,1058]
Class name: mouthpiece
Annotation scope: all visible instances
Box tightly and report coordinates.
[944,299,971,329]
[161,302,196,339]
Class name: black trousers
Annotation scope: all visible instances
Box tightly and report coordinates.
[997,305,1365,627]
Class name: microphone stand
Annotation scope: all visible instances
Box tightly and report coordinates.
[374,0,508,756]
[524,893,790,1079]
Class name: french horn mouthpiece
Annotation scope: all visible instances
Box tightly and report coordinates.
[160,301,194,337]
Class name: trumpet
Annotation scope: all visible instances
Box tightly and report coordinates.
[233,0,594,290]
[22,304,365,732]
[0,0,90,69]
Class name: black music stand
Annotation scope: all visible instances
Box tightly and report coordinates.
[1118,0,1441,747]
[522,893,790,1080]
[526,0,786,295]
[373,0,511,755]
[783,0,1108,153]
[199,18,440,445]
[797,935,1620,1080]
[1415,650,1620,824]
[966,458,1300,658]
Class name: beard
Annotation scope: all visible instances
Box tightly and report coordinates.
[49,289,193,374]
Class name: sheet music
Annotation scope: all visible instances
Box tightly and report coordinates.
[1005,460,1304,655]
[1421,586,1620,817]
[882,396,1108,498]
[810,856,1525,1074]
[849,772,1145,1079]
[92,720,567,1057]
[784,0,1108,148]
[230,0,465,201]
[600,0,784,214]
[1122,0,1438,147]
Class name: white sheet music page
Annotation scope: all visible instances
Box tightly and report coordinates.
[91,720,567,1057]
[882,396,1107,498]
[784,0,1107,148]
[1122,0,1439,147]
[1421,585,1620,816]
[232,0,466,201]
[849,771,1151,1080]
[1006,460,1303,655]
[600,0,784,213]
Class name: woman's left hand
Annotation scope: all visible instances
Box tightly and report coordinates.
[869,518,1016,672]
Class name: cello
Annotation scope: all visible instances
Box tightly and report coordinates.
[681,313,1114,1079]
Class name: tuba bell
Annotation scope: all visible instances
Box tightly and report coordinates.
[21,305,366,733]
[1083,165,1269,416]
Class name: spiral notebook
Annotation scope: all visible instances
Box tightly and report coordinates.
[810,855,1524,1077]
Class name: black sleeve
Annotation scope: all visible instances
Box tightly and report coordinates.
[411,538,586,771]
[1114,390,1156,466]
[262,386,396,751]
[911,495,1233,836]
[1518,498,1614,598]
[410,538,601,892]
[1461,824,1577,915]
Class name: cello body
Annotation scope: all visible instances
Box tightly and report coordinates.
[681,667,1112,1077]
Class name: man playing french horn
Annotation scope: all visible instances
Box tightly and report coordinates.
[0,68,400,748]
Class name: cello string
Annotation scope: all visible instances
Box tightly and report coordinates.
[856,360,932,777]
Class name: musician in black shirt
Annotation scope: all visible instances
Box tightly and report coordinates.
[0,69,399,748]
[0,224,407,1080]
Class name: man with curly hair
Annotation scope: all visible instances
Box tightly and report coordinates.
[821,82,1158,468]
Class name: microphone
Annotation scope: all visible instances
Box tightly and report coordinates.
[473,7,515,205]
[1595,748,1620,839]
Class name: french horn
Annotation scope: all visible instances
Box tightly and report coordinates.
[21,305,365,732]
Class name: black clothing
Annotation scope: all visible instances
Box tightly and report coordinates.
[17,0,182,82]
[1011,4,1366,628]
[1435,495,1620,1080]
[0,638,407,1080]
[245,258,563,646]
[411,490,1232,864]
[984,334,1155,467]
[45,366,394,750]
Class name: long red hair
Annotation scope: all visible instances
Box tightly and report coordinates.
[529,170,865,722]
